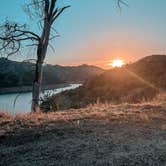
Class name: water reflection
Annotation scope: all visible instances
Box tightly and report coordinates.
[0,84,81,114]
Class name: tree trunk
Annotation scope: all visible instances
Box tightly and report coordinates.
[31,24,51,112]
[31,58,43,112]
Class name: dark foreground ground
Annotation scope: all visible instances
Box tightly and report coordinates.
[0,103,166,166]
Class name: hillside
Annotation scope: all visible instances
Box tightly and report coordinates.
[42,55,166,111]
[0,102,166,165]
[0,58,104,88]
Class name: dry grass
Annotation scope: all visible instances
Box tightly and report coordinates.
[0,99,166,166]
[0,99,166,136]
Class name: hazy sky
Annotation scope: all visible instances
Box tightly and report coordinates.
[0,0,166,68]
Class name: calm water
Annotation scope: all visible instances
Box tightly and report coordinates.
[0,84,81,114]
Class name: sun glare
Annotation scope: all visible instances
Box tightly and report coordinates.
[110,59,125,68]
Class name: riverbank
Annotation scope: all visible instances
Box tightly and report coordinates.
[0,102,166,165]
[0,83,82,114]
[0,83,76,94]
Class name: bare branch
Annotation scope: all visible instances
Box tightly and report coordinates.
[0,20,40,57]
[49,34,60,41]
[44,0,49,15]
[7,42,21,58]
[52,5,70,24]
[48,0,56,20]
[117,0,128,11]
[15,29,40,40]
[23,0,44,19]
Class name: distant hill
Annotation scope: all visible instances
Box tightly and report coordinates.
[0,58,104,88]
[128,55,166,88]
[42,55,166,111]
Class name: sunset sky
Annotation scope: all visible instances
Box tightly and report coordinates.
[0,0,166,69]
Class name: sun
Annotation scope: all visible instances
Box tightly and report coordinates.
[110,59,125,68]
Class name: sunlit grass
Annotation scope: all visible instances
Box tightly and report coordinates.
[1,93,166,136]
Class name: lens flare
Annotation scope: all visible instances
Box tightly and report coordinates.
[110,59,125,68]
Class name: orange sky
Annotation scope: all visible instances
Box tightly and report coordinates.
[48,36,161,69]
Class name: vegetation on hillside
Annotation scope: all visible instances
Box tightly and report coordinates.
[0,58,104,88]
[42,55,166,111]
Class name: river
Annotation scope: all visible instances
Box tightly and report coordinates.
[0,84,81,115]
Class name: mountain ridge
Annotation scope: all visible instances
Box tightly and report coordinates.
[0,58,104,88]
[42,55,166,111]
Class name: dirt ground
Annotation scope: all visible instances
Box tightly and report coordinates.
[0,103,166,166]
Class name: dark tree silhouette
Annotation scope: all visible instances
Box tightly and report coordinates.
[0,0,126,112]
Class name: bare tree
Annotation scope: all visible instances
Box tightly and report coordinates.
[0,0,70,112]
[0,0,126,112]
